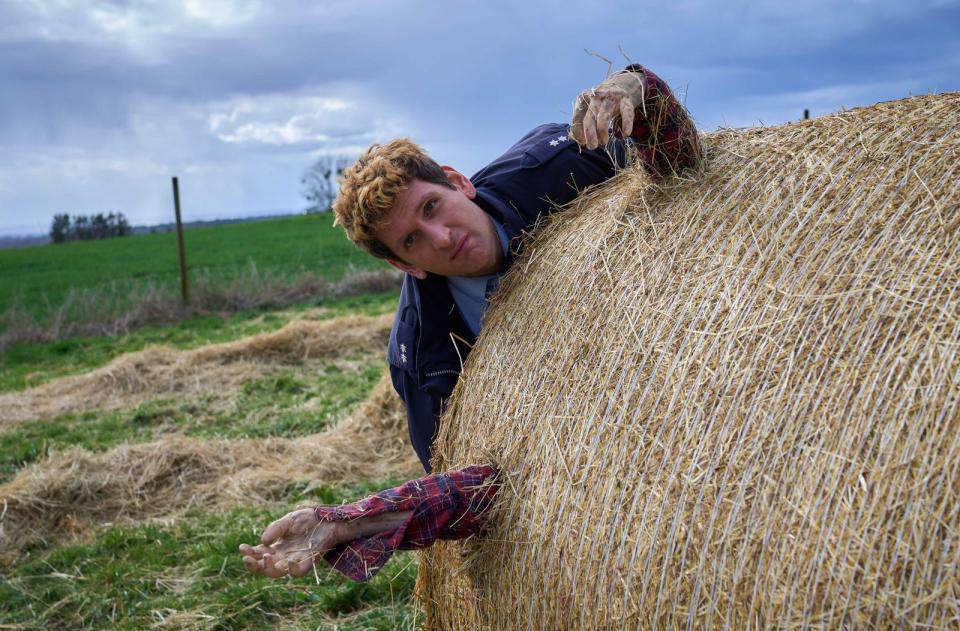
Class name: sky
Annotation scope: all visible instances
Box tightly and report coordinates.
[1,0,958,237]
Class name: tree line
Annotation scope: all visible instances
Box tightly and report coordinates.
[50,212,132,243]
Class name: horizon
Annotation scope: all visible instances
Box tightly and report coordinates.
[0,206,305,240]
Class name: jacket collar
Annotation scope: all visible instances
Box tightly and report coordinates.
[473,188,527,268]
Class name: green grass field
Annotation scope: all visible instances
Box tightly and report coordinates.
[0,214,389,328]
[0,224,421,628]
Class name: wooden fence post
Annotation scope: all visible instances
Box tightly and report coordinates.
[172,177,190,305]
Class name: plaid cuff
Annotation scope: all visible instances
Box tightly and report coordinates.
[617,64,702,177]
[314,465,499,581]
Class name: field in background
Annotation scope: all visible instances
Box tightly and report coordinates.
[0,214,394,348]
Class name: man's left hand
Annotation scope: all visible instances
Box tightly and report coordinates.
[571,71,646,150]
[239,508,343,578]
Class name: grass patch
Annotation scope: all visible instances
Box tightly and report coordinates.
[0,290,398,393]
[0,361,385,482]
[197,362,385,439]
[0,480,421,630]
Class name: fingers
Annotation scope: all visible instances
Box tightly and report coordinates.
[239,542,272,560]
[241,552,262,575]
[263,554,291,578]
[240,542,308,579]
[576,89,633,150]
[290,555,316,578]
[619,97,635,139]
[263,508,319,545]
[583,96,601,149]
[570,91,590,145]
[240,543,272,577]
[573,73,645,149]
[243,509,325,579]
[594,97,618,146]
[261,514,292,545]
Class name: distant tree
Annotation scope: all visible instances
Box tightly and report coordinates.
[301,154,352,213]
[49,214,71,243]
[115,212,131,236]
[73,215,91,240]
[49,211,133,244]
[91,213,109,239]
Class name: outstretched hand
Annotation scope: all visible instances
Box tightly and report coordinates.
[239,508,343,578]
[570,71,647,150]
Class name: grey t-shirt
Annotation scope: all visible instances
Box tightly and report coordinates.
[446,216,509,337]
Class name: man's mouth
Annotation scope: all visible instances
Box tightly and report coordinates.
[451,235,468,261]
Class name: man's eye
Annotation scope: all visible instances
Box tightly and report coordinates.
[403,233,416,248]
[424,200,436,216]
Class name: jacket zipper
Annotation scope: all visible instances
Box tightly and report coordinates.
[424,369,460,377]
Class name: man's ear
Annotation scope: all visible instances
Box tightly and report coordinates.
[441,166,476,199]
[386,258,428,280]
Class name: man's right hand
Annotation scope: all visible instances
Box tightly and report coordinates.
[239,506,415,579]
[570,70,647,150]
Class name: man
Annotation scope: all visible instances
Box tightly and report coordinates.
[240,64,701,581]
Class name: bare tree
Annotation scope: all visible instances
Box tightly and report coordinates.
[301,154,353,213]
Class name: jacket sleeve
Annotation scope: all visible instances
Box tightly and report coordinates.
[618,64,702,177]
[314,465,500,581]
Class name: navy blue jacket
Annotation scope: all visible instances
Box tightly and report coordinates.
[388,123,628,471]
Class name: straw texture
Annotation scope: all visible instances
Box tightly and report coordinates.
[418,93,960,629]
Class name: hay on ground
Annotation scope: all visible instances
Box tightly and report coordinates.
[418,93,960,629]
[0,374,420,564]
[0,314,392,425]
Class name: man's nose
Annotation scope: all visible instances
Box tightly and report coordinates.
[425,223,453,249]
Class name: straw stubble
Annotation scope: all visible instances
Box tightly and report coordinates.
[0,314,393,425]
[0,373,419,564]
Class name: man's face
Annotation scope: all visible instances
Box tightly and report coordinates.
[374,167,504,279]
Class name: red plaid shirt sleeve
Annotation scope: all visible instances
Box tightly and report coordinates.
[618,64,702,177]
[314,465,499,581]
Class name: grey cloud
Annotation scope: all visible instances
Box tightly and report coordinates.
[0,0,957,235]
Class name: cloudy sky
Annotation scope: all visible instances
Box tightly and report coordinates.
[1,0,958,237]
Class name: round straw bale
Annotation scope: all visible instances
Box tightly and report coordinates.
[418,93,960,629]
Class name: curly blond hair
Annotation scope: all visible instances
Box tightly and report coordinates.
[332,139,452,260]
